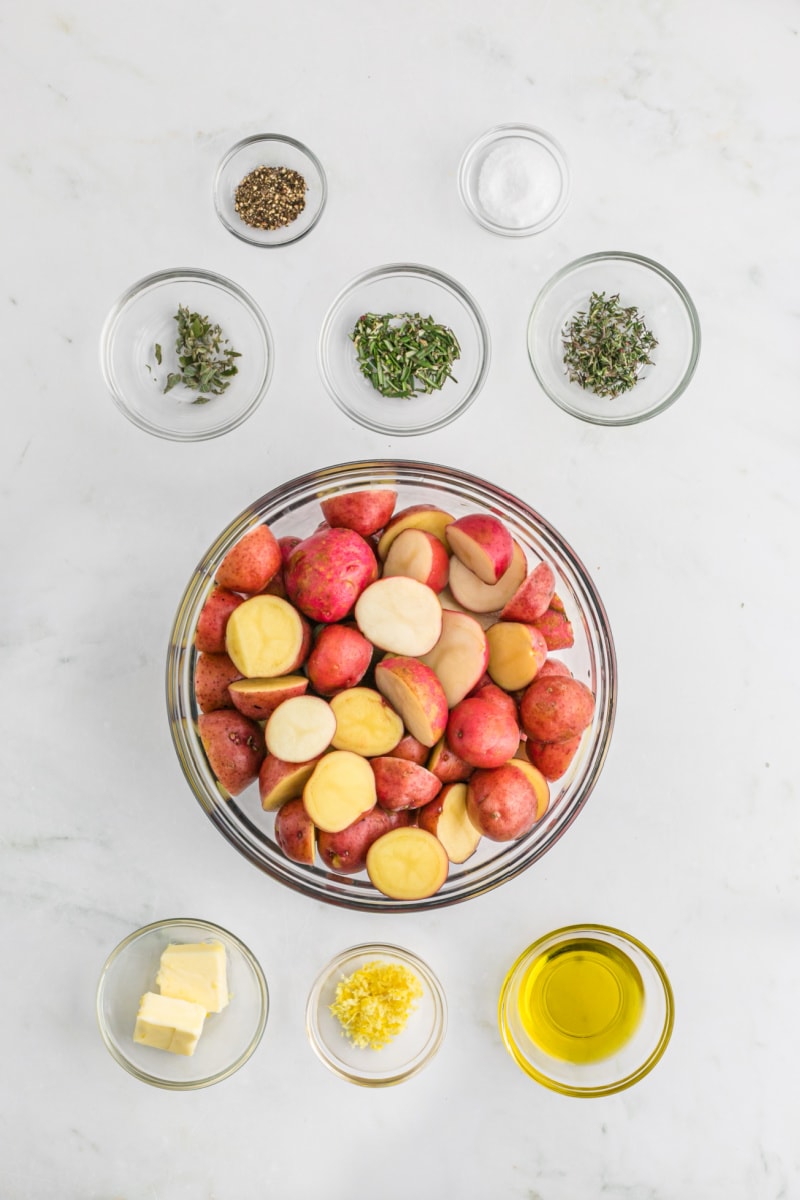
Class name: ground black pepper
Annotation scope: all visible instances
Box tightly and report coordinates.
[234,165,307,230]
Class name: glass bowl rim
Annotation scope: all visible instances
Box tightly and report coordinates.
[317,262,491,435]
[213,132,328,247]
[95,915,269,1090]
[527,249,701,426]
[166,458,617,912]
[305,941,447,1086]
[99,266,275,442]
[498,921,675,1097]
[457,122,571,236]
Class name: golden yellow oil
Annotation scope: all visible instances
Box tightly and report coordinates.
[517,937,644,1064]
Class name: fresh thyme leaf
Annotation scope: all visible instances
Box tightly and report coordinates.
[562,291,657,398]
[350,312,461,398]
[154,343,162,365]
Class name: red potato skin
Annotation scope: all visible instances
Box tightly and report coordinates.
[274,797,316,866]
[194,652,242,712]
[390,734,430,765]
[278,536,302,565]
[520,676,595,742]
[228,676,309,721]
[500,561,556,623]
[197,710,265,796]
[305,623,374,695]
[446,696,520,769]
[320,490,398,538]
[427,738,475,783]
[317,807,409,874]
[258,752,321,808]
[446,514,514,584]
[466,763,540,841]
[536,658,572,679]
[215,524,282,594]
[532,606,575,650]
[526,735,582,781]
[195,587,244,654]
[468,680,519,724]
[285,528,379,623]
[369,757,442,811]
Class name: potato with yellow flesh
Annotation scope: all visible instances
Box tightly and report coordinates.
[329,687,404,757]
[303,750,377,832]
[486,621,548,692]
[259,753,322,811]
[366,827,449,900]
[418,782,482,864]
[225,595,310,678]
[376,504,455,560]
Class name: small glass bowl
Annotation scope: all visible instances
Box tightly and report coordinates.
[96,917,269,1090]
[306,944,446,1086]
[527,251,701,425]
[458,124,570,236]
[100,268,274,441]
[498,924,674,1097]
[214,134,327,247]
[318,263,490,435]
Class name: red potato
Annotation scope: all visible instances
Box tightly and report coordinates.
[468,680,519,724]
[365,826,449,900]
[265,695,337,762]
[374,657,449,748]
[466,761,545,841]
[320,489,398,538]
[195,587,244,654]
[446,695,520,769]
[390,734,430,766]
[369,757,442,811]
[194,652,242,712]
[486,621,548,692]
[278,536,301,565]
[197,710,265,797]
[317,807,409,874]
[427,737,475,783]
[274,797,316,866]
[526,734,583,781]
[329,687,404,757]
[520,676,595,743]
[228,674,308,721]
[500,561,556,623]
[303,750,377,832]
[532,603,575,650]
[305,624,373,695]
[225,595,311,678]
[215,524,282,594]
[382,527,450,593]
[376,504,455,560]
[446,513,513,585]
[536,658,572,679]
[418,609,490,708]
[285,528,378,623]
[418,782,481,864]
[448,540,528,614]
[354,576,443,657]
[259,753,321,811]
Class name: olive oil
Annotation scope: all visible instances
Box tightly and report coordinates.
[517,937,644,1064]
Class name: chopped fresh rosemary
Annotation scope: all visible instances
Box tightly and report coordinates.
[562,291,657,398]
[350,312,461,399]
[159,305,240,404]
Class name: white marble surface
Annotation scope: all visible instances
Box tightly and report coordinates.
[3,1,799,1196]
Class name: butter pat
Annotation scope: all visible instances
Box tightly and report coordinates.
[156,940,229,1013]
[133,992,206,1056]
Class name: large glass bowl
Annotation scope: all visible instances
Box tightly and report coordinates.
[166,460,616,912]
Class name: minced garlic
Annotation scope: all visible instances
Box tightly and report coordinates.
[330,959,423,1050]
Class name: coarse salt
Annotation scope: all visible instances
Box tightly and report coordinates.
[477,141,562,229]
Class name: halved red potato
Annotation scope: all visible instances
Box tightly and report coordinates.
[446,514,513,584]
[448,540,528,614]
[215,524,282,594]
[320,489,397,537]
[374,657,449,748]
[365,826,449,900]
[228,675,308,721]
[355,576,443,657]
[225,595,311,678]
[381,527,450,593]
[376,504,455,560]
[418,609,489,707]
[418,782,481,864]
